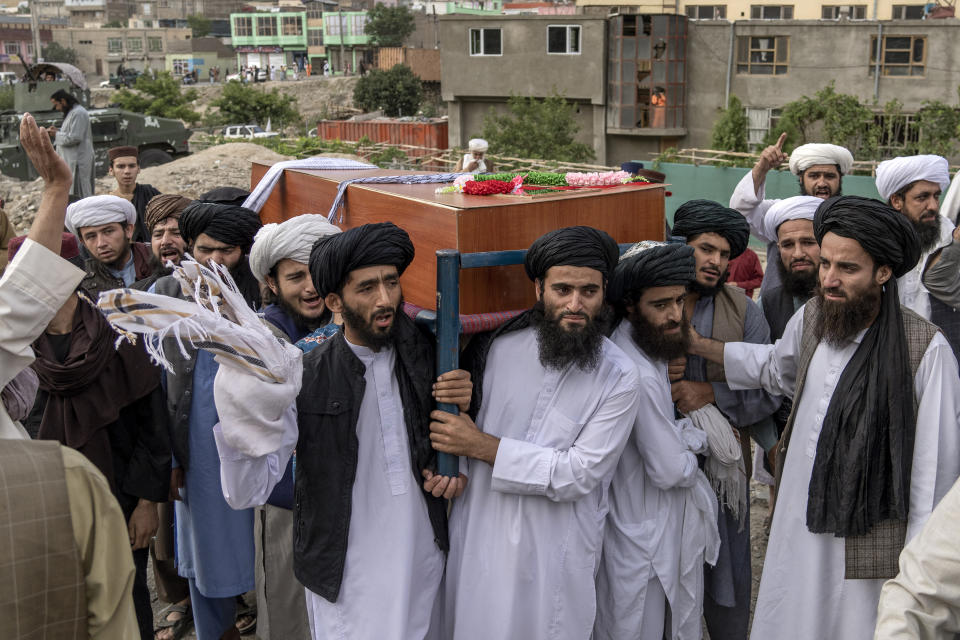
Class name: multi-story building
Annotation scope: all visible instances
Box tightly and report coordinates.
[0,16,64,72]
[231,10,309,71]
[166,35,236,77]
[321,10,370,73]
[64,0,133,27]
[53,26,191,75]
[575,1,950,20]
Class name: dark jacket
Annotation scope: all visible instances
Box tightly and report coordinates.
[293,312,448,602]
[79,241,153,297]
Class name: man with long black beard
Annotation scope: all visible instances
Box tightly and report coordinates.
[688,196,960,639]
[429,226,642,639]
[670,200,780,640]
[596,241,719,640]
[212,222,473,640]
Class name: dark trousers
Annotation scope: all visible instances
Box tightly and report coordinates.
[133,546,152,639]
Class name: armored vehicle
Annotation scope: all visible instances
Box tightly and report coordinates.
[0,62,190,181]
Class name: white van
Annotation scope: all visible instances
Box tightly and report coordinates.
[0,72,18,86]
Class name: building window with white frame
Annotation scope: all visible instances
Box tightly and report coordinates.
[891,4,926,19]
[148,36,162,52]
[257,16,277,37]
[127,38,143,52]
[547,25,580,54]
[745,106,782,150]
[107,37,122,53]
[234,16,252,37]
[470,27,502,56]
[686,5,727,19]
[4,42,18,56]
[282,15,302,36]
[750,4,793,19]
[737,35,789,74]
[172,58,189,75]
[821,5,867,19]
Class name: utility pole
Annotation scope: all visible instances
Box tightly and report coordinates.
[29,0,42,63]
[338,6,345,73]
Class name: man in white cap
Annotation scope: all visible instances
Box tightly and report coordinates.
[244,213,341,640]
[730,134,854,296]
[875,154,954,321]
[454,138,492,174]
[65,194,154,296]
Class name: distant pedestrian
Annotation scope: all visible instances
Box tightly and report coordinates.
[48,89,94,199]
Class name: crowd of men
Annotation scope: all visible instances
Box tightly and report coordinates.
[4,108,960,640]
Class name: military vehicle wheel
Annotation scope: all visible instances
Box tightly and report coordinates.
[139,148,173,168]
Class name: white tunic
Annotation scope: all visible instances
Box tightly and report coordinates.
[898,216,955,320]
[729,172,781,296]
[214,339,444,640]
[596,322,718,640]
[444,327,641,640]
[722,304,960,640]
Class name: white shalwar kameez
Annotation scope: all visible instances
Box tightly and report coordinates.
[898,215,955,320]
[596,322,719,640]
[729,172,782,296]
[443,326,641,640]
[213,339,444,640]
[721,304,960,640]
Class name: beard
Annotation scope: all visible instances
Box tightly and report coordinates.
[799,176,842,198]
[103,239,132,270]
[688,269,728,298]
[530,299,610,372]
[776,256,818,298]
[629,311,690,362]
[277,290,328,333]
[814,284,881,347]
[340,296,402,351]
[911,215,942,253]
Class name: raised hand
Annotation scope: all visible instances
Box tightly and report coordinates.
[21,113,72,188]
[752,132,788,192]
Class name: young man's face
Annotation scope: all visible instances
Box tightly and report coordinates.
[535,265,605,333]
[325,264,402,349]
[191,232,243,271]
[150,216,185,265]
[80,221,133,268]
[267,258,325,322]
[777,219,819,275]
[688,232,731,288]
[109,155,140,190]
[800,164,841,199]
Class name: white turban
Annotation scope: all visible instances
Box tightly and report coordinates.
[788,143,854,176]
[763,196,822,240]
[875,154,951,201]
[468,138,488,152]
[249,214,341,284]
[65,195,137,237]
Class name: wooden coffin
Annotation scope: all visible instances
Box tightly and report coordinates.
[250,164,666,314]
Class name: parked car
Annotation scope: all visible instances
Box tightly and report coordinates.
[222,124,280,139]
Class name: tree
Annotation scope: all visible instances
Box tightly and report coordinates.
[353,64,423,117]
[113,71,202,125]
[364,3,415,47]
[209,81,300,128]
[480,92,595,163]
[709,95,749,153]
[187,14,211,38]
[41,42,78,65]
[915,100,960,157]
[763,83,875,158]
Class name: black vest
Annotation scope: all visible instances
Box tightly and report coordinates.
[760,284,802,342]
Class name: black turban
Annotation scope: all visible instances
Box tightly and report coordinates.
[309,222,415,297]
[524,226,619,281]
[671,199,750,260]
[179,202,262,254]
[814,195,921,279]
[199,187,251,207]
[608,242,696,304]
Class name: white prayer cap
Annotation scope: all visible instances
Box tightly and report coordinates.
[65,195,137,237]
[468,138,488,152]
[875,154,950,201]
[249,213,341,284]
[788,143,854,176]
[763,196,821,240]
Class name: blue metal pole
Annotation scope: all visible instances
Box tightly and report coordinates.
[435,249,461,477]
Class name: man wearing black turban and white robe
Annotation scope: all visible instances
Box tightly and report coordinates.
[431,226,642,639]
[688,196,960,639]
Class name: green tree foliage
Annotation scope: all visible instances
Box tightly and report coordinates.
[353,64,423,117]
[709,95,749,153]
[915,100,959,157]
[480,93,595,163]
[763,84,875,157]
[113,71,202,125]
[0,86,13,110]
[187,14,211,38]
[364,3,416,47]
[41,42,79,65]
[209,80,301,128]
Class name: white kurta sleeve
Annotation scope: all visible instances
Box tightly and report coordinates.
[729,171,777,244]
[55,108,88,147]
[875,477,960,639]
[723,303,805,398]
[490,386,640,501]
[634,374,700,490]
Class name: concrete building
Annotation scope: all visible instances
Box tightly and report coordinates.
[165,35,234,77]
[575,1,950,21]
[53,26,191,75]
[0,16,63,71]
[321,10,370,73]
[231,10,309,71]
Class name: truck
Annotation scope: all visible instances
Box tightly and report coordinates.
[0,62,191,181]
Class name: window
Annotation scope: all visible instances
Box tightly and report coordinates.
[874,111,920,152]
[821,5,866,19]
[127,38,143,52]
[234,16,252,37]
[148,36,162,52]
[25,42,32,57]
[78,39,92,44]
[750,5,793,19]
[257,16,277,36]
[282,15,302,36]
[90,119,119,138]
[547,25,580,54]
[686,5,727,19]
[306,4,323,19]
[308,28,323,46]
[325,14,341,35]
[737,36,788,74]
[469,27,501,56]
[107,37,122,53]
[141,2,151,15]
[351,14,365,35]
[891,4,925,19]
[745,106,782,149]
[870,35,925,76]
[172,58,189,74]
[3,42,18,56]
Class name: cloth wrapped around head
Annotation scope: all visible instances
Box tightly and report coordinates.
[144,194,193,232]
[762,195,822,240]
[199,186,251,207]
[524,226,619,282]
[875,154,950,201]
[788,143,854,176]
[65,195,137,237]
[671,199,750,260]
[178,202,262,254]
[608,241,696,305]
[309,222,414,297]
[249,214,342,284]
[814,195,921,278]
[468,138,488,152]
